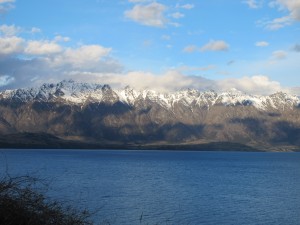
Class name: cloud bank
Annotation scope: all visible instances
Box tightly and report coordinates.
[0,26,295,96]
[0,27,123,89]
[58,71,290,96]
[216,75,285,95]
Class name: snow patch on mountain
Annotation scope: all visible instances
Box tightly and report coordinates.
[0,80,299,111]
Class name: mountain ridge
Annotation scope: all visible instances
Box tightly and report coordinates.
[1,80,299,111]
[0,80,300,151]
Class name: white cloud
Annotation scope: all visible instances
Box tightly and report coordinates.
[0,47,293,96]
[64,45,111,64]
[272,50,287,60]
[124,2,167,27]
[200,40,229,52]
[264,16,293,30]
[217,75,284,95]
[51,45,112,69]
[0,14,121,88]
[171,12,184,19]
[290,86,300,95]
[0,0,14,14]
[66,70,215,93]
[183,41,229,53]
[176,4,194,10]
[25,40,63,55]
[275,0,300,21]
[0,24,21,37]
[183,45,198,53]
[243,0,262,9]
[54,35,70,42]
[0,22,119,89]
[255,41,269,47]
[0,25,42,37]
[30,27,41,34]
[0,43,121,90]
[0,74,14,87]
[262,0,300,30]
[65,71,289,96]
[0,36,24,55]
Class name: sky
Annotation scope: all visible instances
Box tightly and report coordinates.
[0,0,300,95]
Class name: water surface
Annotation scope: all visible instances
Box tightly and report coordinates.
[1,150,300,225]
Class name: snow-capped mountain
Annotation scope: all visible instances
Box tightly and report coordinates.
[1,80,299,111]
[0,80,300,151]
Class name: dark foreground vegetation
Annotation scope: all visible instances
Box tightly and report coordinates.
[0,176,93,225]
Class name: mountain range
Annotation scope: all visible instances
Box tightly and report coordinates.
[0,80,299,151]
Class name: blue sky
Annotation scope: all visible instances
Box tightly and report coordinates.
[0,0,300,94]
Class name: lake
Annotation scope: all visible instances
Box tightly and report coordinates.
[0,150,300,225]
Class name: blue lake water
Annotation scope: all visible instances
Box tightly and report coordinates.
[0,149,300,225]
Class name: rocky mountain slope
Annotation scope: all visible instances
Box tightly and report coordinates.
[0,80,300,151]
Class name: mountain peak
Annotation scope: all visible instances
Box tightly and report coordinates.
[0,80,299,110]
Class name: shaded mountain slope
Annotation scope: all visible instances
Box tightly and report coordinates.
[0,80,300,151]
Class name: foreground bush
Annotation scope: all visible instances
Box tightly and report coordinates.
[0,176,93,225]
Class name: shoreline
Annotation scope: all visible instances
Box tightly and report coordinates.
[1,132,299,152]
